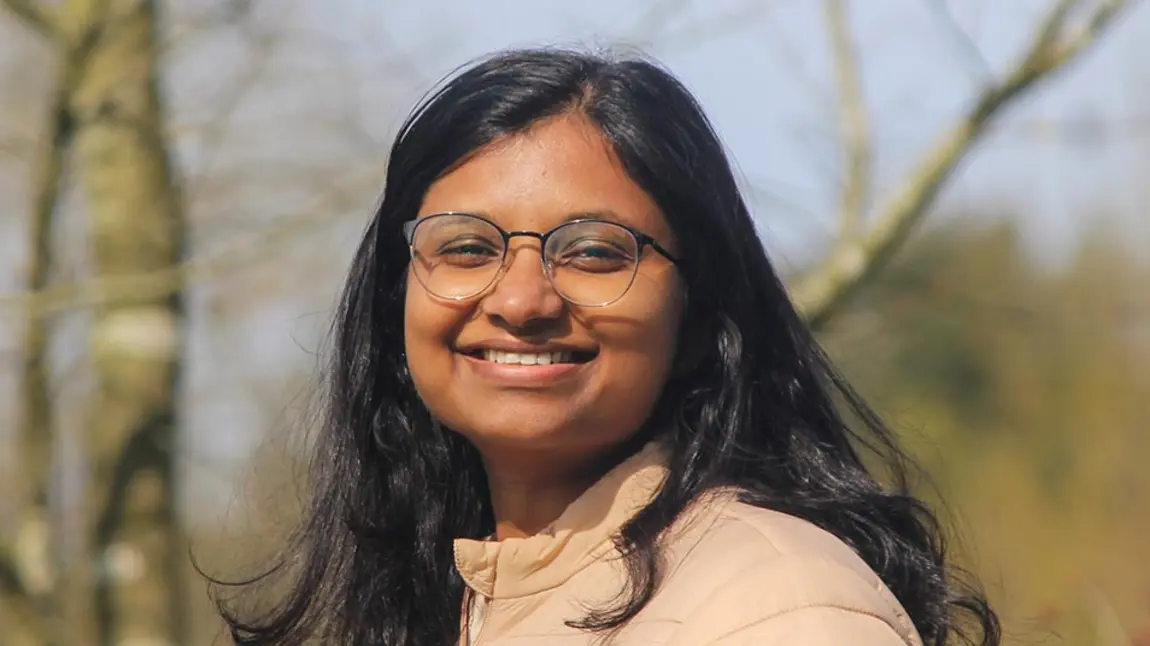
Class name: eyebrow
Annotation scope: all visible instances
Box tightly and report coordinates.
[560,209,628,225]
[430,209,634,227]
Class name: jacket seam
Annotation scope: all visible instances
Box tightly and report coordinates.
[717,505,920,640]
[657,489,742,584]
[704,602,914,645]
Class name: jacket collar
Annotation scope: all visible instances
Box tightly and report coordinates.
[453,441,669,599]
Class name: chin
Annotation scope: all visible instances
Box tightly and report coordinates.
[453,414,600,452]
[467,421,580,447]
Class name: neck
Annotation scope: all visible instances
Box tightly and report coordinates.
[480,445,632,540]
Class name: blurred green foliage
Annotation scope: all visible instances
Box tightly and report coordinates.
[822,216,1150,645]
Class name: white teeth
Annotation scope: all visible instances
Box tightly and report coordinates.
[482,350,572,365]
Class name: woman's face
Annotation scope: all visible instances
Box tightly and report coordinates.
[404,116,684,466]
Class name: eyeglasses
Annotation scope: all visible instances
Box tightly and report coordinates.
[403,212,680,307]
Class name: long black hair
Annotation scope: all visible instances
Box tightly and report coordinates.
[211,47,1000,646]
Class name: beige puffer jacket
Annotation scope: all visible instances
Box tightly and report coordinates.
[454,443,924,645]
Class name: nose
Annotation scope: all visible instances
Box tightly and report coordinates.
[480,241,565,330]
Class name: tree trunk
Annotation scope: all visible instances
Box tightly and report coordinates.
[68,0,187,643]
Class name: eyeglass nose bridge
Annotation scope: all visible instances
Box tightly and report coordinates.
[502,229,549,246]
[490,229,558,285]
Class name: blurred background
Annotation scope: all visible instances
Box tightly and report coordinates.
[0,1,1147,645]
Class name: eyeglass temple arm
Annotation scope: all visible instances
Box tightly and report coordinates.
[638,234,680,264]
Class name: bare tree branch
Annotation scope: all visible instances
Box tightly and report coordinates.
[1044,0,1129,68]
[656,1,769,53]
[0,164,381,317]
[162,0,261,55]
[0,37,79,646]
[185,27,280,193]
[794,0,1136,329]
[1,0,58,38]
[627,0,694,44]
[1032,0,1080,53]
[12,66,71,618]
[19,70,72,518]
[629,0,770,59]
[927,0,994,84]
[823,0,870,240]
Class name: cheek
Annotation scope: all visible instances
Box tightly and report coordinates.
[581,285,682,437]
[595,274,684,388]
[404,274,457,392]
[630,269,684,342]
[403,273,422,353]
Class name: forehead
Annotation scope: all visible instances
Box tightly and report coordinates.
[418,116,674,241]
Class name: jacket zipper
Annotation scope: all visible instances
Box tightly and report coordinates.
[464,589,490,646]
[472,596,490,645]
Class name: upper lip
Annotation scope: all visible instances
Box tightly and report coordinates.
[455,339,598,354]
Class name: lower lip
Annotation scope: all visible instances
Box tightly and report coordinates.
[459,353,591,385]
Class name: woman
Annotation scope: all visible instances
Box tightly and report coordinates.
[214,48,1000,645]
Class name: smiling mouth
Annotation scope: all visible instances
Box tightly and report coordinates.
[460,349,598,365]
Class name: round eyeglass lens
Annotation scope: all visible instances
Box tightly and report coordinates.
[409,214,506,300]
[544,221,640,306]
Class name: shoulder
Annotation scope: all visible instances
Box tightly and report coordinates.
[655,494,923,645]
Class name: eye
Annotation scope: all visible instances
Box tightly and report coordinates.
[433,238,502,267]
[572,242,623,258]
[554,239,634,272]
[439,241,500,256]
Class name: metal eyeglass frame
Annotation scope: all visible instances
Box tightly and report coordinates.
[402,212,681,307]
